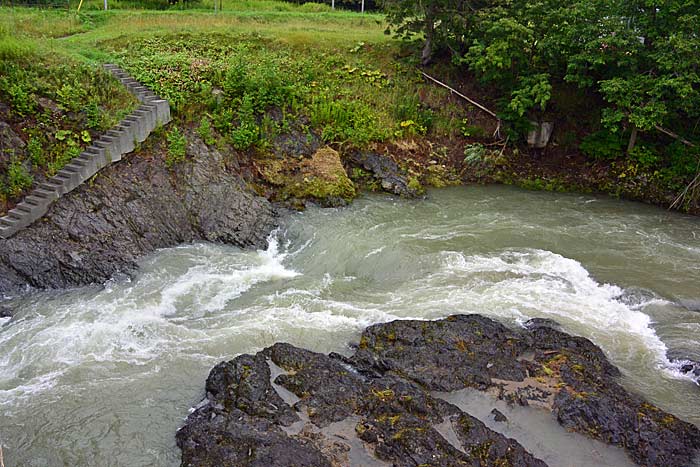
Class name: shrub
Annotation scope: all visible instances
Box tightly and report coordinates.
[4,159,33,197]
[580,130,624,160]
[197,117,216,145]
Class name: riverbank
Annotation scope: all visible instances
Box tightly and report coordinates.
[2,5,698,221]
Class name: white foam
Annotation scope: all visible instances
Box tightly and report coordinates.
[0,234,300,401]
[433,249,683,378]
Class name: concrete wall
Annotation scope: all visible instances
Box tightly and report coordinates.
[0,64,171,239]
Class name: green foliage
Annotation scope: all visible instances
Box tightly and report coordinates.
[460,118,485,138]
[197,116,216,145]
[580,130,624,160]
[463,143,485,165]
[310,96,389,145]
[4,159,33,197]
[56,80,89,113]
[27,136,44,167]
[385,0,700,148]
[508,74,552,117]
[628,146,660,170]
[85,101,104,130]
[166,127,187,167]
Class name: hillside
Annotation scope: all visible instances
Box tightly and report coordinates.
[0,1,698,218]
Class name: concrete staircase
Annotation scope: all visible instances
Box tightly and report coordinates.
[0,64,171,239]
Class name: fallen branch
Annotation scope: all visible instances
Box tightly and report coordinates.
[669,169,700,211]
[420,71,502,138]
[654,125,696,147]
[1,444,4,467]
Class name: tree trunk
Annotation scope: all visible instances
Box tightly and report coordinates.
[627,125,638,153]
[421,11,435,66]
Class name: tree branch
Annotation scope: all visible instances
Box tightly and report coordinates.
[654,125,696,147]
[420,71,502,137]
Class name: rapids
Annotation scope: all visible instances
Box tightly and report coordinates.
[1,185,699,466]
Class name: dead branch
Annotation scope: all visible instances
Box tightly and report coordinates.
[0,444,5,467]
[420,71,502,138]
[654,125,696,147]
[669,169,700,210]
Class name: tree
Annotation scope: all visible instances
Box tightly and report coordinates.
[384,0,700,149]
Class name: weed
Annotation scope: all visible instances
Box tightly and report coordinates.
[196,116,216,145]
[4,158,33,197]
[166,127,187,167]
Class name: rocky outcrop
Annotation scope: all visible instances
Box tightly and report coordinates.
[0,65,168,240]
[177,315,700,467]
[345,150,419,198]
[0,136,276,296]
[256,147,356,207]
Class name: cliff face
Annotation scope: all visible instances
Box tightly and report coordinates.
[0,136,277,296]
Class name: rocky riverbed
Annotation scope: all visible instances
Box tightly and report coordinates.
[177,315,700,467]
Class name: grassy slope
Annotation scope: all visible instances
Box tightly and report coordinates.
[0,2,697,213]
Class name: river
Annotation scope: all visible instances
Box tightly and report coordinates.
[1,185,699,466]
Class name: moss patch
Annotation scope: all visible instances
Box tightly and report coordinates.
[257,146,356,205]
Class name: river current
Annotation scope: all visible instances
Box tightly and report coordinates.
[1,185,699,466]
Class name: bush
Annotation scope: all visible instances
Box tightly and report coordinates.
[197,117,216,145]
[580,130,624,160]
[309,96,389,145]
[4,159,33,198]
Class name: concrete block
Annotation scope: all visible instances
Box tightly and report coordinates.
[16,202,45,225]
[75,153,99,174]
[0,225,12,239]
[17,199,44,215]
[154,100,171,124]
[86,146,109,169]
[135,107,156,133]
[7,209,31,230]
[94,137,119,164]
[527,121,554,149]
[33,188,59,202]
[122,122,139,149]
[55,169,81,193]
[125,116,147,143]
[108,127,134,155]
[64,162,93,182]
[24,196,52,217]
[39,181,65,197]
[0,216,18,228]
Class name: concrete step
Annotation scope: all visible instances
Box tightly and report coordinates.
[0,225,12,239]
[0,216,18,227]
[33,188,59,200]
[7,209,27,221]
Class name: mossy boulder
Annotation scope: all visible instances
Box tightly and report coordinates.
[258,147,356,207]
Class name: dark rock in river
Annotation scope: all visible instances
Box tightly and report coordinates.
[0,136,276,296]
[179,340,547,467]
[672,358,700,386]
[178,314,700,467]
[0,304,11,318]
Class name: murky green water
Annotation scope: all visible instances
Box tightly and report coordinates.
[1,186,699,466]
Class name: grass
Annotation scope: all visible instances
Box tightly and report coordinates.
[0,19,137,211]
[0,1,469,211]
